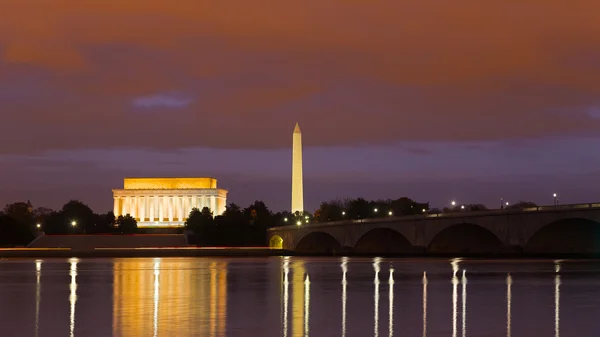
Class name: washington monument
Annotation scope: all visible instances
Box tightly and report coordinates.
[291,122,304,213]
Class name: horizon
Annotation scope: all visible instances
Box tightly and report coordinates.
[2,1,600,213]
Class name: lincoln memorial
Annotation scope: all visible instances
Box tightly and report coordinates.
[112,177,228,227]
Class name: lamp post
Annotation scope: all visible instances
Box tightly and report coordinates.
[388,211,393,216]
[553,193,558,206]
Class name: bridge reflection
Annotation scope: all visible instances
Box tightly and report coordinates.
[276,257,565,337]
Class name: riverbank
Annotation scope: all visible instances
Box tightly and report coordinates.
[1,247,598,259]
[0,247,294,258]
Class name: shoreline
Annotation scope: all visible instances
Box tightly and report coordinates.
[1,248,599,259]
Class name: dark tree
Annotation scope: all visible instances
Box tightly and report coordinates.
[92,212,116,233]
[0,215,35,246]
[43,211,68,234]
[33,207,54,227]
[116,214,137,234]
[185,207,215,245]
[3,201,35,229]
[61,200,96,233]
[315,200,344,222]
[508,201,538,210]
[389,197,429,216]
[466,204,488,211]
[347,198,370,220]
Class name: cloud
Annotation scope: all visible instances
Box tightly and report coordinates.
[1,1,600,154]
[132,92,193,109]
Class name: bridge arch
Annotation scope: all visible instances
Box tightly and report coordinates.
[354,228,413,255]
[269,235,283,249]
[296,232,342,254]
[428,223,504,255]
[524,218,600,254]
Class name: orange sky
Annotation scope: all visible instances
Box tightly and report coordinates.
[1,0,600,153]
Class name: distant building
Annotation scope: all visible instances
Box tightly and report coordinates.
[112,177,228,227]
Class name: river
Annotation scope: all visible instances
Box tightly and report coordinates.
[0,257,599,336]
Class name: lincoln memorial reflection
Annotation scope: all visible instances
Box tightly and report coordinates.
[112,258,228,337]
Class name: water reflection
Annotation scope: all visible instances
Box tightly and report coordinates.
[373,257,381,337]
[388,268,394,337]
[304,274,311,337]
[507,274,512,337]
[341,257,348,337]
[282,257,290,337]
[423,272,428,337]
[462,270,467,337]
[451,260,459,337]
[112,259,228,337]
[35,260,42,337]
[153,259,160,337]
[555,261,561,337]
[292,261,306,337]
[0,257,593,337]
[69,258,78,337]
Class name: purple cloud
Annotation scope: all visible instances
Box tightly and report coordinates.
[132,92,193,109]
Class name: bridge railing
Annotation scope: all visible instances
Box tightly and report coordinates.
[268,202,600,231]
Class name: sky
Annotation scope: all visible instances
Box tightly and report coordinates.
[1,0,600,213]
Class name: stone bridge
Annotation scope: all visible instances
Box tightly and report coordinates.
[267,203,600,255]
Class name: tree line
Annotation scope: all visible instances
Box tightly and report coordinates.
[0,197,540,247]
[0,200,138,246]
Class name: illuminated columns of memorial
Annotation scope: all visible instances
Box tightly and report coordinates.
[113,178,228,226]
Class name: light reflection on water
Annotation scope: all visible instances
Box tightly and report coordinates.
[0,257,599,337]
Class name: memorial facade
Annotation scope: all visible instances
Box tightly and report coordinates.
[112,177,228,227]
